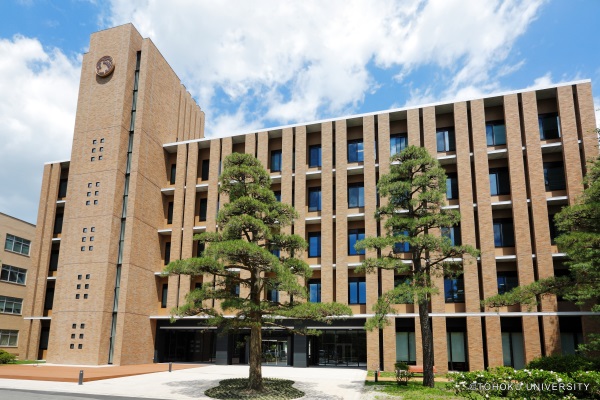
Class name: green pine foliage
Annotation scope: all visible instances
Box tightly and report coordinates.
[356,146,478,387]
[163,152,351,391]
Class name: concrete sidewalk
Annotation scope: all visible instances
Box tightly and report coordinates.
[0,365,367,399]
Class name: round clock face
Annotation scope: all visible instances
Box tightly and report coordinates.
[96,55,115,77]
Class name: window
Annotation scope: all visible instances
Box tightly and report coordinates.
[161,284,168,308]
[393,231,410,253]
[49,249,59,272]
[396,332,416,364]
[164,242,171,265]
[502,332,525,369]
[442,225,461,246]
[4,234,31,256]
[348,229,365,255]
[447,332,467,371]
[308,232,321,257]
[549,214,559,244]
[308,279,321,303]
[486,121,506,146]
[446,173,458,200]
[436,128,455,152]
[348,183,365,208]
[390,134,408,156]
[58,179,68,198]
[271,248,280,258]
[543,161,566,191]
[0,296,23,314]
[201,159,210,180]
[444,278,465,303]
[493,219,515,247]
[0,330,18,347]
[348,277,366,304]
[539,113,560,140]
[197,242,205,257]
[170,164,176,184]
[347,139,364,163]
[489,167,511,195]
[266,286,279,302]
[1,265,27,285]
[308,187,322,211]
[497,272,518,295]
[167,202,174,224]
[271,150,282,172]
[309,145,322,167]
[199,198,208,221]
[273,191,281,202]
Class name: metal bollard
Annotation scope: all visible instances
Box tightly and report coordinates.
[374,369,379,383]
[169,362,172,372]
[78,370,84,385]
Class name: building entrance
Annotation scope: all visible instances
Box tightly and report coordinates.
[157,328,216,363]
[309,329,367,367]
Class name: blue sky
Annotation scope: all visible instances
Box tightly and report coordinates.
[0,0,599,224]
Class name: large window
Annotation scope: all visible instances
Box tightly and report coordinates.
[444,278,465,303]
[396,332,416,364]
[0,330,18,347]
[493,218,515,247]
[161,284,168,308]
[0,296,23,315]
[390,134,408,156]
[539,113,560,140]
[543,161,566,191]
[502,332,525,369]
[348,277,366,304]
[58,178,68,198]
[271,150,282,172]
[497,271,518,295]
[348,229,365,255]
[486,121,506,146]
[436,128,455,152]
[442,225,461,246]
[164,242,171,265]
[0,265,27,285]
[447,332,467,371]
[167,202,174,224]
[274,191,281,202]
[266,286,279,302]
[170,164,176,184]
[308,232,321,257]
[201,159,210,180]
[4,234,30,256]
[309,145,322,167]
[348,183,365,208]
[549,213,559,244]
[489,167,511,196]
[199,198,208,221]
[308,279,321,303]
[347,140,364,163]
[308,187,322,211]
[446,173,459,200]
[393,231,410,253]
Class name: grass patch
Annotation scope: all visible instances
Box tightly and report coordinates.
[205,378,304,399]
[0,360,45,365]
[365,381,460,399]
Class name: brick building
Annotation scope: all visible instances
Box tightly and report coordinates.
[20,24,599,371]
[1,212,35,357]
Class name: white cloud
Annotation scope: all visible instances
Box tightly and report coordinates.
[594,97,600,129]
[0,35,79,223]
[105,0,544,136]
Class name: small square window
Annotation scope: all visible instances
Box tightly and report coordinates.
[86,274,90,279]
[71,334,75,339]
[70,344,74,349]
[93,140,97,145]
[87,192,91,197]
[91,227,95,232]
[100,138,105,143]
[81,246,85,251]
[78,275,82,280]
[84,284,89,289]
[79,334,84,339]
[80,324,85,329]
[83,294,88,299]
[76,294,80,299]
[90,236,94,241]
[83,228,88,233]
[77,284,81,289]
[92,148,96,153]
[82,237,86,242]
[95,182,100,187]
[72,324,76,329]
[95,191,99,196]
[99,156,103,160]
[78,344,83,349]
[93,200,98,205]
[99,147,103,152]
[88,183,92,188]
[89,246,93,251]
[86,201,90,205]
[91,157,95,161]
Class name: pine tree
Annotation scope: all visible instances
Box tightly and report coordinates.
[163,152,351,391]
[356,146,478,387]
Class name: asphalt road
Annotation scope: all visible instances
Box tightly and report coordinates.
[0,389,165,400]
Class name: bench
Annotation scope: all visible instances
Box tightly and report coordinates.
[408,365,437,374]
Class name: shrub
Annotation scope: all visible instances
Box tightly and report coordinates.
[0,350,16,364]
[526,354,600,373]
[394,362,414,385]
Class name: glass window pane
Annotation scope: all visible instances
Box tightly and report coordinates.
[349,281,357,304]
[495,124,506,145]
[358,281,366,304]
[493,222,502,247]
[396,332,409,361]
[450,332,466,362]
[436,131,446,152]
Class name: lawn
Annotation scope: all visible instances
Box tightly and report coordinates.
[364,380,461,399]
[0,360,46,365]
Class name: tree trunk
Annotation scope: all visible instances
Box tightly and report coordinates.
[248,323,263,391]
[418,300,435,387]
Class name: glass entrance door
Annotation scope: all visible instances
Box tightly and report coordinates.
[262,339,288,365]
